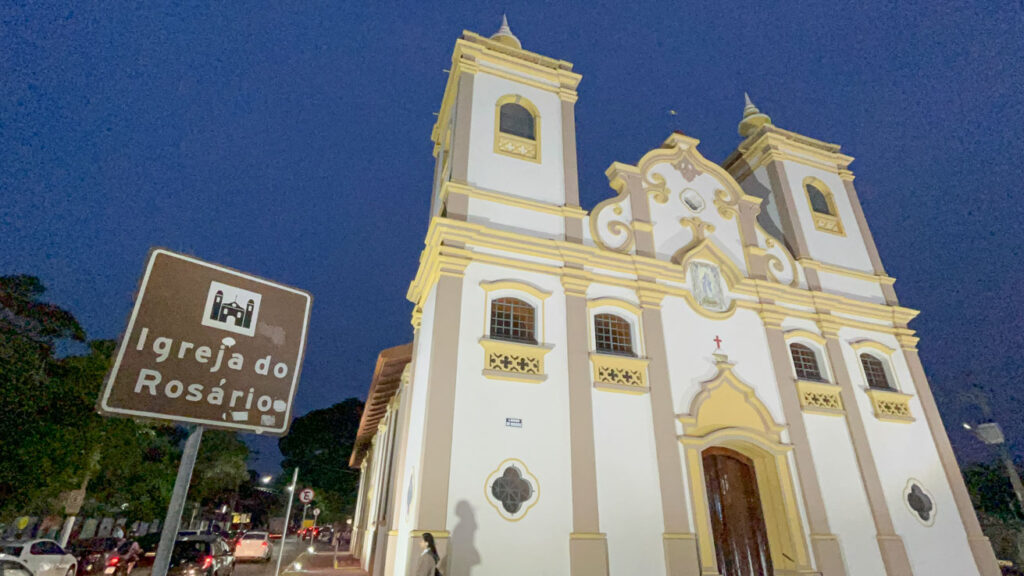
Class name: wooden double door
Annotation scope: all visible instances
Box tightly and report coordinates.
[703,448,774,576]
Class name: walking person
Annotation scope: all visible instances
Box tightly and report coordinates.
[416,532,441,576]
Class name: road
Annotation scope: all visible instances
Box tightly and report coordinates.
[133,538,338,576]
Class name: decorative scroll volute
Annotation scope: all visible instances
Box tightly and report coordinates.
[591,163,640,253]
[751,223,804,288]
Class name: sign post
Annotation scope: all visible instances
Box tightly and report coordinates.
[98,249,312,576]
[274,467,299,576]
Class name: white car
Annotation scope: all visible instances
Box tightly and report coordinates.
[0,554,35,576]
[1,539,76,576]
[232,532,272,562]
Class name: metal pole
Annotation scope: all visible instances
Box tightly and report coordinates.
[151,425,204,576]
[999,444,1024,507]
[275,467,299,576]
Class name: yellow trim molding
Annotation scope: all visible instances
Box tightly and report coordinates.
[865,388,915,423]
[590,353,649,394]
[586,296,642,316]
[409,530,450,538]
[677,356,786,440]
[782,328,827,347]
[479,338,553,383]
[796,380,844,416]
[849,339,896,357]
[493,94,541,163]
[569,532,607,540]
[480,279,552,300]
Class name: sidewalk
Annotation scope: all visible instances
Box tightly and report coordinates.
[281,550,368,576]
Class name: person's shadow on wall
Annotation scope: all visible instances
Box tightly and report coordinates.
[443,500,481,576]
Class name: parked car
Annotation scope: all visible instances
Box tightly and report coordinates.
[168,536,233,576]
[0,554,35,576]
[70,537,139,576]
[133,534,161,569]
[1,539,76,576]
[232,533,271,563]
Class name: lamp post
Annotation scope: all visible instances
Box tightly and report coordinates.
[274,468,299,576]
[963,421,1024,507]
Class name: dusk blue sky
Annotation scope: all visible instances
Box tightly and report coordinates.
[3,3,1022,474]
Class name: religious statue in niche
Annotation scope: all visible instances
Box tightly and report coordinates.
[904,479,935,526]
[689,261,728,312]
[485,458,539,521]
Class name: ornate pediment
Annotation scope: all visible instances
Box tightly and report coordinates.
[678,354,786,441]
[589,132,804,290]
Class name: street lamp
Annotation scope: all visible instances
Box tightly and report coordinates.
[964,421,1024,507]
[261,475,273,485]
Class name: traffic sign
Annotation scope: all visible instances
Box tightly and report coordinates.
[98,249,312,435]
[313,508,320,517]
[299,488,315,504]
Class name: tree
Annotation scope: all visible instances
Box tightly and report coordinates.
[278,398,364,522]
[0,275,250,524]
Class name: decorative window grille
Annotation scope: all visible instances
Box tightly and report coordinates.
[861,354,893,390]
[490,297,536,344]
[790,343,824,381]
[594,313,634,356]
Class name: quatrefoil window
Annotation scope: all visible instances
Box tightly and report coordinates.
[904,480,936,526]
[491,466,533,514]
[485,459,540,521]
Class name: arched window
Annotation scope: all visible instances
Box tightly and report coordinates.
[790,343,824,381]
[490,297,536,344]
[499,103,535,140]
[594,313,634,356]
[806,183,832,215]
[860,354,893,390]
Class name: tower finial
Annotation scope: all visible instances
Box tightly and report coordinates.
[739,92,772,137]
[490,14,522,50]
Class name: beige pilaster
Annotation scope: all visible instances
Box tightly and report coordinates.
[561,97,584,243]
[765,157,821,290]
[562,273,609,576]
[408,257,467,551]
[638,285,701,575]
[841,178,898,305]
[820,321,912,575]
[737,195,769,280]
[762,313,847,575]
[383,364,417,576]
[351,459,371,558]
[897,335,1000,576]
[444,69,475,221]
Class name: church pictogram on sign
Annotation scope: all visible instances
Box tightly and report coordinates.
[202,281,262,337]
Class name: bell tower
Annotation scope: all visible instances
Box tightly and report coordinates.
[429,17,584,240]
[724,95,899,305]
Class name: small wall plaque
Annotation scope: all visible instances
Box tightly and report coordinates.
[505,417,523,428]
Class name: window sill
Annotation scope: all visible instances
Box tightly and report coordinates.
[494,132,540,163]
[480,338,553,383]
[796,380,844,416]
[865,388,914,423]
[812,213,845,236]
[591,353,649,395]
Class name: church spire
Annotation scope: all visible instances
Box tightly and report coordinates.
[738,92,773,137]
[490,14,522,49]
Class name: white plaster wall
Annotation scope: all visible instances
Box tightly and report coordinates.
[782,162,874,272]
[803,414,889,576]
[592,388,666,576]
[815,270,886,304]
[445,262,572,576]
[390,285,438,576]
[466,196,564,239]
[465,71,565,206]
[660,301,786,426]
[837,329,980,575]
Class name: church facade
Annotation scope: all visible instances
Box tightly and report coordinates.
[348,19,999,576]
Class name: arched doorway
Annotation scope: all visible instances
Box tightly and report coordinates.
[703,447,773,576]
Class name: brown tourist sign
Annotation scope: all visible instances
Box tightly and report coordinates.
[98,249,312,436]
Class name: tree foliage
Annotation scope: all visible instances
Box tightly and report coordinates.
[278,398,363,522]
[0,275,250,522]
